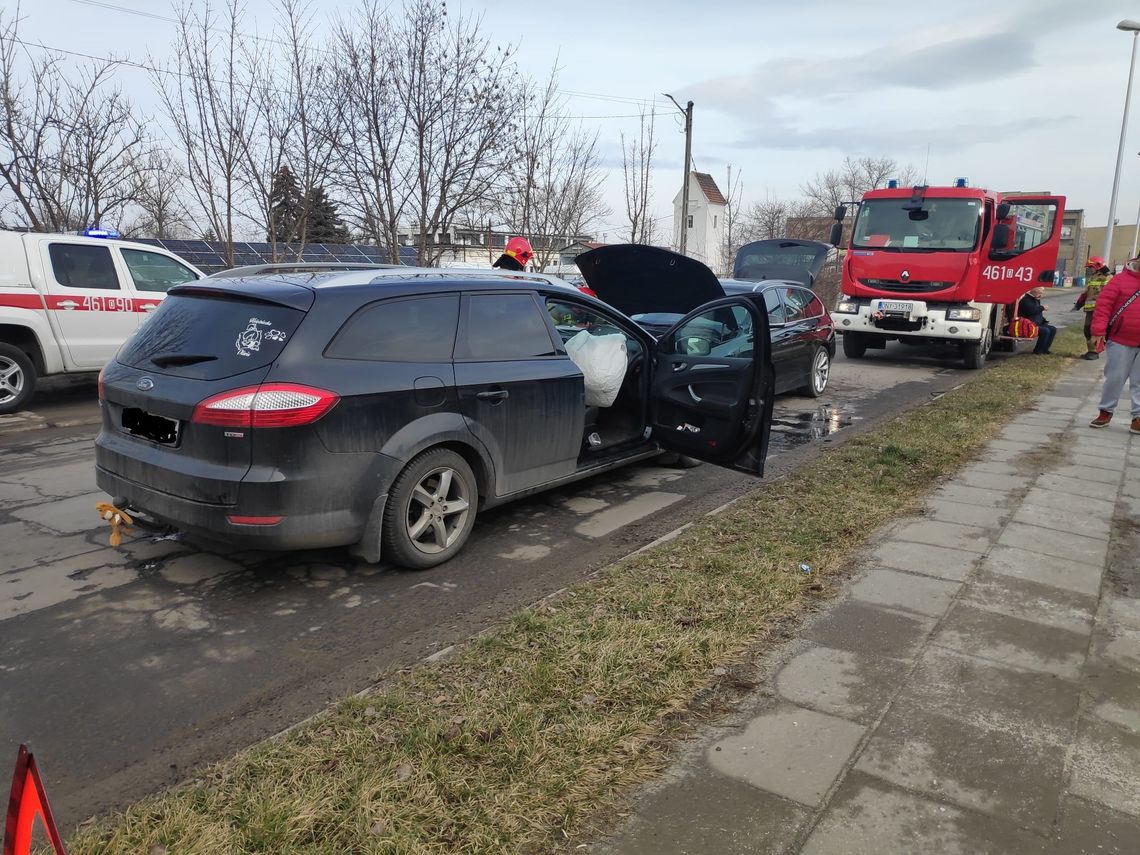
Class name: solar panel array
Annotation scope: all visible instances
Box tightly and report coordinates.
[136,239,418,273]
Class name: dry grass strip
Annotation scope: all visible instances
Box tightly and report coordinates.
[70,328,1086,854]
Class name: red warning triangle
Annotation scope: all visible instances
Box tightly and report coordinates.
[4,745,67,855]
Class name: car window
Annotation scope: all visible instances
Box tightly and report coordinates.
[48,243,120,290]
[805,294,825,317]
[120,249,199,293]
[764,289,785,325]
[458,293,556,360]
[666,305,753,359]
[546,298,643,358]
[327,295,459,362]
[781,287,809,322]
[117,294,304,379]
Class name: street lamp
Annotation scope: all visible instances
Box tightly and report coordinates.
[1104,19,1140,266]
[1133,151,1140,260]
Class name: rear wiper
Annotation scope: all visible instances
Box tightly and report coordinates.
[150,352,218,367]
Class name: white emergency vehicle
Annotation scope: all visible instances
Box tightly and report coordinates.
[0,230,203,413]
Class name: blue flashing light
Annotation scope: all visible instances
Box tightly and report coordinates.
[80,226,120,239]
[954,177,968,188]
[887,179,899,189]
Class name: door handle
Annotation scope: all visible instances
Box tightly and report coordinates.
[476,389,509,402]
[672,362,687,372]
[58,300,78,310]
[140,303,160,311]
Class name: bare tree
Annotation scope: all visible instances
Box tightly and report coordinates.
[126,150,191,239]
[738,195,816,243]
[157,1,259,266]
[720,164,744,275]
[800,155,920,216]
[395,0,522,266]
[0,6,152,232]
[499,64,609,271]
[621,107,657,244]
[330,0,413,262]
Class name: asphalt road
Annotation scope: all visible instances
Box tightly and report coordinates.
[0,292,1083,828]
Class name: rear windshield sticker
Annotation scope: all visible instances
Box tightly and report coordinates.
[235,317,287,357]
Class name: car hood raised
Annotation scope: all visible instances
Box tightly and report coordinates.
[575,244,725,317]
[732,239,831,285]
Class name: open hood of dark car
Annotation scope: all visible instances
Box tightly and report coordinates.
[575,244,725,317]
[732,239,831,285]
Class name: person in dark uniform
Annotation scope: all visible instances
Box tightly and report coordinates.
[1018,286,1056,354]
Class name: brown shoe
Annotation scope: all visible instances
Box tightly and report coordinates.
[1132,417,1140,435]
[1090,410,1112,428]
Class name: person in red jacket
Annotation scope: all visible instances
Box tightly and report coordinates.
[1089,258,1140,433]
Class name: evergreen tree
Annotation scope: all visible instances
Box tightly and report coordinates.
[267,165,303,243]
[305,187,348,244]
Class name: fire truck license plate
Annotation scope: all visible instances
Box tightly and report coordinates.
[879,301,911,315]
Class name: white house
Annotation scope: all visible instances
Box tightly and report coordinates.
[673,171,727,272]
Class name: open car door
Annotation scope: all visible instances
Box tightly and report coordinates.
[649,296,775,475]
[976,195,1066,303]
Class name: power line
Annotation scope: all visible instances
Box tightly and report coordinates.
[61,0,664,110]
[67,0,174,23]
[64,0,338,57]
[1,34,664,123]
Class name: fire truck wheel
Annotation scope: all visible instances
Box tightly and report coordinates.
[842,333,867,359]
[961,329,991,370]
[0,343,36,415]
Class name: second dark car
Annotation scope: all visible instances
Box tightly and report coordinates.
[576,245,836,397]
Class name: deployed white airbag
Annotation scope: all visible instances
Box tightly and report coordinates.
[565,331,628,408]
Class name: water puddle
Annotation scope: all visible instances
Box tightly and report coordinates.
[770,405,860,449]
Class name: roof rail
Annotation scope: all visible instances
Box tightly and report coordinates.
[207,261,403,278]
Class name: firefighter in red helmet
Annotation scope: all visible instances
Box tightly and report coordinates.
[1074,256,1112,359]
[493,236,534,272]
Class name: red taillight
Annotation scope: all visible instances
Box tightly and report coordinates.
[579,285,598,298]
[192,383,339,428]
[227,515,283,526]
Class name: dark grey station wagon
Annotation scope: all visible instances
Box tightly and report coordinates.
[95,264,775,568]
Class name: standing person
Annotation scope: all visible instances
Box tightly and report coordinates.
[1089,257,1140,433]
[492,236,534,272]
[1073,257,1111,359]
[1018,286,1056,355]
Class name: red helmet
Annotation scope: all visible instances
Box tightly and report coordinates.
[1087,256,1105,268]
[503,236,533,267]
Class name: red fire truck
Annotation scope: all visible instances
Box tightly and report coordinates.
[829,182,1066,368]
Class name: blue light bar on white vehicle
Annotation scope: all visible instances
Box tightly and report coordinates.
[80,226,121,239]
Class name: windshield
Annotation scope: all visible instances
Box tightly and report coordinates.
[852,198,981,252]
[733,240,829,282]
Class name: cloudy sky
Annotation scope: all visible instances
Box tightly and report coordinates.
[12,0,1140,238]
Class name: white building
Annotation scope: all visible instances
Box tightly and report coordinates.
[673,171,727,272]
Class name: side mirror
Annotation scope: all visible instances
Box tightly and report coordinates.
[996,202,1011,220]
[681,336,711,356]
[833,205,847,221]
[991,223,1010,250]
[828,222,843,247]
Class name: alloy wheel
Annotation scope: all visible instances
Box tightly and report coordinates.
[405,466,472,555]
[812,349,830,394]
[0,355,24,406]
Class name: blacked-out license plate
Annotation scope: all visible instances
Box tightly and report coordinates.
[122,408,180,445]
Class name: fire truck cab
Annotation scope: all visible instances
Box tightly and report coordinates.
[832,183,1066,368]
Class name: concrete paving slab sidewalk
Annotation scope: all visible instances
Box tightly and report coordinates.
[595,358,1140,854]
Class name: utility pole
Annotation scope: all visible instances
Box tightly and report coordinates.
[664,94,694,255]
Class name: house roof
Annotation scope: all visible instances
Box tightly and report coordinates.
[693,172,728,206]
